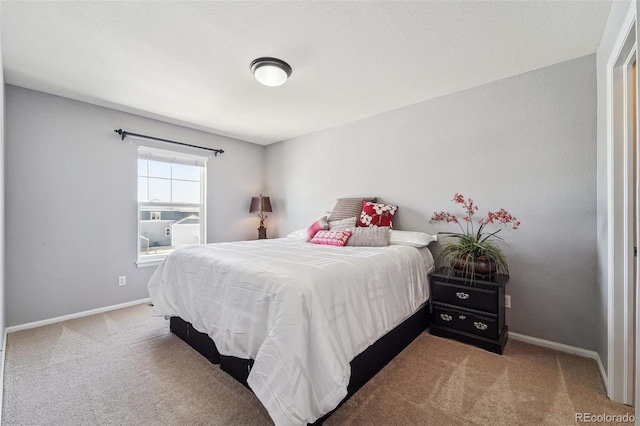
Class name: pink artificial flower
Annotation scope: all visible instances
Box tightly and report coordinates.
[433,193,521,232]
[480,208,519,229]
[430,211,459,224]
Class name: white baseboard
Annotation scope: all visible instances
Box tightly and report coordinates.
[509,331,608,391]
[5,298,152,334]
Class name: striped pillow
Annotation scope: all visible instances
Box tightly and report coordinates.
[346,226,391,247]
[328,197,376,222]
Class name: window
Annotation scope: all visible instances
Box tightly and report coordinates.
[137,146,207,266]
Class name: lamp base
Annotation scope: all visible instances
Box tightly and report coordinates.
[257,226,268,240]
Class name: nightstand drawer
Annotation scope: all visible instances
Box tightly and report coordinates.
[431,280,498,312]
[432,305,499,340]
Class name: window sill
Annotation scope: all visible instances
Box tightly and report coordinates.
[136,258,164,268]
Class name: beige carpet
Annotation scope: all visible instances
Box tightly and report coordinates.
[2,304,634,425]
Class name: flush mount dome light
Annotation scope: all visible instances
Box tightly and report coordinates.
[250,57,292,87]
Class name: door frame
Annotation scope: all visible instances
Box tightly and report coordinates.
[607,6,637,406]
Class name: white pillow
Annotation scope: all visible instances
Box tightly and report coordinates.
[389,230,437,247]
[286,228,308,240]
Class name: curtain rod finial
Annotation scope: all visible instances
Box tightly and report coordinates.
[114,129,126,140]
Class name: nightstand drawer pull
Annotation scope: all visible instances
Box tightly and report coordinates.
[459,315,466,320]
[456,292,470,300]
[440,313,453,321]
[474,322,488,331]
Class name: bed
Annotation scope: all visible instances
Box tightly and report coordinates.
[148,237,434,425]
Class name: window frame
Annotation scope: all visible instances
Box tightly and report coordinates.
[136,146,207,268]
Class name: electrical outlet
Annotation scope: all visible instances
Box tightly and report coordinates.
[505,295,511,308]
[119,276,126,287]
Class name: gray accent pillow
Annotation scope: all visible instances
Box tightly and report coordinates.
[329,216,357,231]
[346,226,391,247]
[328,197,376,222]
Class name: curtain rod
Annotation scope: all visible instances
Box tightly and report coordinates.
[114,129,225,156]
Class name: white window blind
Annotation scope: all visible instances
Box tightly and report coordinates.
[138,146,208,167]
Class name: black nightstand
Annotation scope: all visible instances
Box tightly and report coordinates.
[428,267,508,354]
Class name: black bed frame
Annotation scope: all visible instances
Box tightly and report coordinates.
[169,303,429,424]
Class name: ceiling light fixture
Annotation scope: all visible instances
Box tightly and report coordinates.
[250,57,292,87]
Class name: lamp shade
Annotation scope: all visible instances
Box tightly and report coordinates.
[249,195,273,213]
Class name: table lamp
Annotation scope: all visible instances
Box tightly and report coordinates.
[249,194,273,239]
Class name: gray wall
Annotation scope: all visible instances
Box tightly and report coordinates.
[5,85,265,326]
[266,55,597,350]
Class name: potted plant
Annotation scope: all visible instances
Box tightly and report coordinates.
[430,193,520,280]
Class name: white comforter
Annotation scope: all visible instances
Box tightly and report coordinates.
[148,238,434,425]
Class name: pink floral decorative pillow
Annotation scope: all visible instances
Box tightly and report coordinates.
[357,201,398,227]
[307,216,329,240]
[310,230,352,246]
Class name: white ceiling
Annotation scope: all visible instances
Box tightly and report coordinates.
[1,1,612,145]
